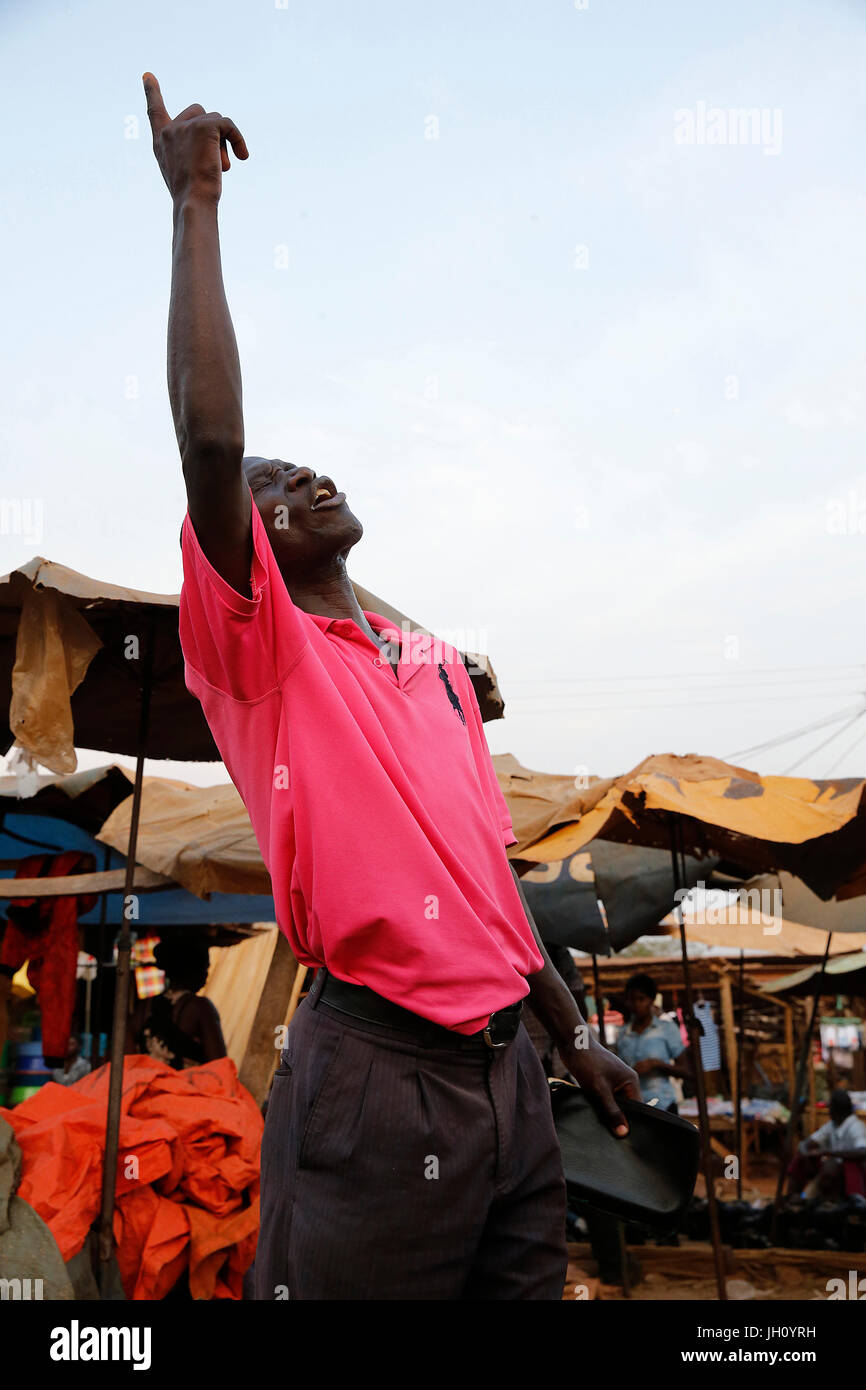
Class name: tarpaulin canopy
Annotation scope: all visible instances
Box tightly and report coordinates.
[0,763,134,835]
[97,776,269,900]
[760,950,866,999]
[659,871,866,957]
[663,909,866,959]
[0,555,505,773]
[494,752,866,901]
[0,766,275,927]
[520,842,714,955]
[1,1055,262,1299]
[730,871,866,934]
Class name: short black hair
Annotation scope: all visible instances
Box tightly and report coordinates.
[154,934,211,989]
[625,972,657,999]
[829,1088,853,1122]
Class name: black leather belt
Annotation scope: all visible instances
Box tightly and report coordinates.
[309,970,523,1051]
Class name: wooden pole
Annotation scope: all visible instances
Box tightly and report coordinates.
[237,935,301,1107]
[784,1003,795,1098]
[735,950,746,1199]
[0,866,172,897]
[669,817,728,1301]
[769,931,833,1243]
[285,963,309,1025]
[97,622,154,1294]
[719,972,738,1109]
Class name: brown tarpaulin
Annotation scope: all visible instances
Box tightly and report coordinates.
[0,556,504,773]
[663,912,866,958]
[98,775,269,900]
[760,950,866,998]
[94,753,866,909]
[494,752,866,900]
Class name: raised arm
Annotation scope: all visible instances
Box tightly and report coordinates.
[143,73,253,595]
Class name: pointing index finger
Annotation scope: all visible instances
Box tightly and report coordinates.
[142,72,170,134]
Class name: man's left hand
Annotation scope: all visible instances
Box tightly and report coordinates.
[556,1034,641,1138]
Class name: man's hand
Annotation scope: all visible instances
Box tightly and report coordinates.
[633,1056,668,1076]
[143,72,249,206]
[557,1034,642,1138]
[509,862,640,1136]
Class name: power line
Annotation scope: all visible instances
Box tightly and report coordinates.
[506,675,865,699]
[823,719,866,776]
[506,690,866,716]
[725,703,866,760]
[508,663,866,688]
[782,709,866,775]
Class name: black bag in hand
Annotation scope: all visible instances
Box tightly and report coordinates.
[550,1079,700,1233]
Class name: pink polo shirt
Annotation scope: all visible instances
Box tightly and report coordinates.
[179,497,543,1033]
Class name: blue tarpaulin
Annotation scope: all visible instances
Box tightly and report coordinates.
[0,813,275,926]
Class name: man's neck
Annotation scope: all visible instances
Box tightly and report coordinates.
[285,557,382,646]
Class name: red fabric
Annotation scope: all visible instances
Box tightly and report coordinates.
[787,1151,866,1198]
[0,1055,262,1299]
[0,851,96,1061]
[179,495,543,1033]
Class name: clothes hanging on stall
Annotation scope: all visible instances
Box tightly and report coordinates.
[0,852,96,1066]
[693,998,722,1073]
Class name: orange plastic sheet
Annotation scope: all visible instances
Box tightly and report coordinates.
[0,1055,262,1299]
[495,751,866,899]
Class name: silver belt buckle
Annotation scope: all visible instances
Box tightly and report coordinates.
[482,1016,509,1050]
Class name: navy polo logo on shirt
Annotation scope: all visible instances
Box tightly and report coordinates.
[437,663,466,725]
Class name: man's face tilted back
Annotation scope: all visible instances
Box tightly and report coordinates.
[243,456,363,587]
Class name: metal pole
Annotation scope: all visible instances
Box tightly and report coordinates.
[736,949,745,1200]
[769,930,832,1244]
[669,817,728,1300]
[97,623,154,1293]
[91,845,111,1066]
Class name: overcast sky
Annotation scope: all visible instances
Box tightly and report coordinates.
[2,0,866,789]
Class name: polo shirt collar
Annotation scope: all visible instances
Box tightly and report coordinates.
[307,610,439,685]
[306,609,396,642]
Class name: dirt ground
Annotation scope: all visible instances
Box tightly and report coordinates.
[596,1271,830,1301]
[563,1153,865,1301]
[564,1250,855,1302]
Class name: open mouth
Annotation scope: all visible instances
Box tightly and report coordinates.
[310,477,346,511]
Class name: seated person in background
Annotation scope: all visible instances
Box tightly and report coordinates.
[615,972,691,1113]
[126,936,227,1070]
[51,1032,92,1086]
[788,1088,866,1199]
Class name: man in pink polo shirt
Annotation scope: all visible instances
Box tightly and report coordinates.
[145,74,639,1300]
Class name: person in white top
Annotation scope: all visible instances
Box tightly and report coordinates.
[792,1089,866,1199]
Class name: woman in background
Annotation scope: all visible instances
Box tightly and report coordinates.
[615,971,691,1113]
[126,935,226,1070]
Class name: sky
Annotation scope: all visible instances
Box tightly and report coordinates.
[2,0,866,789]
